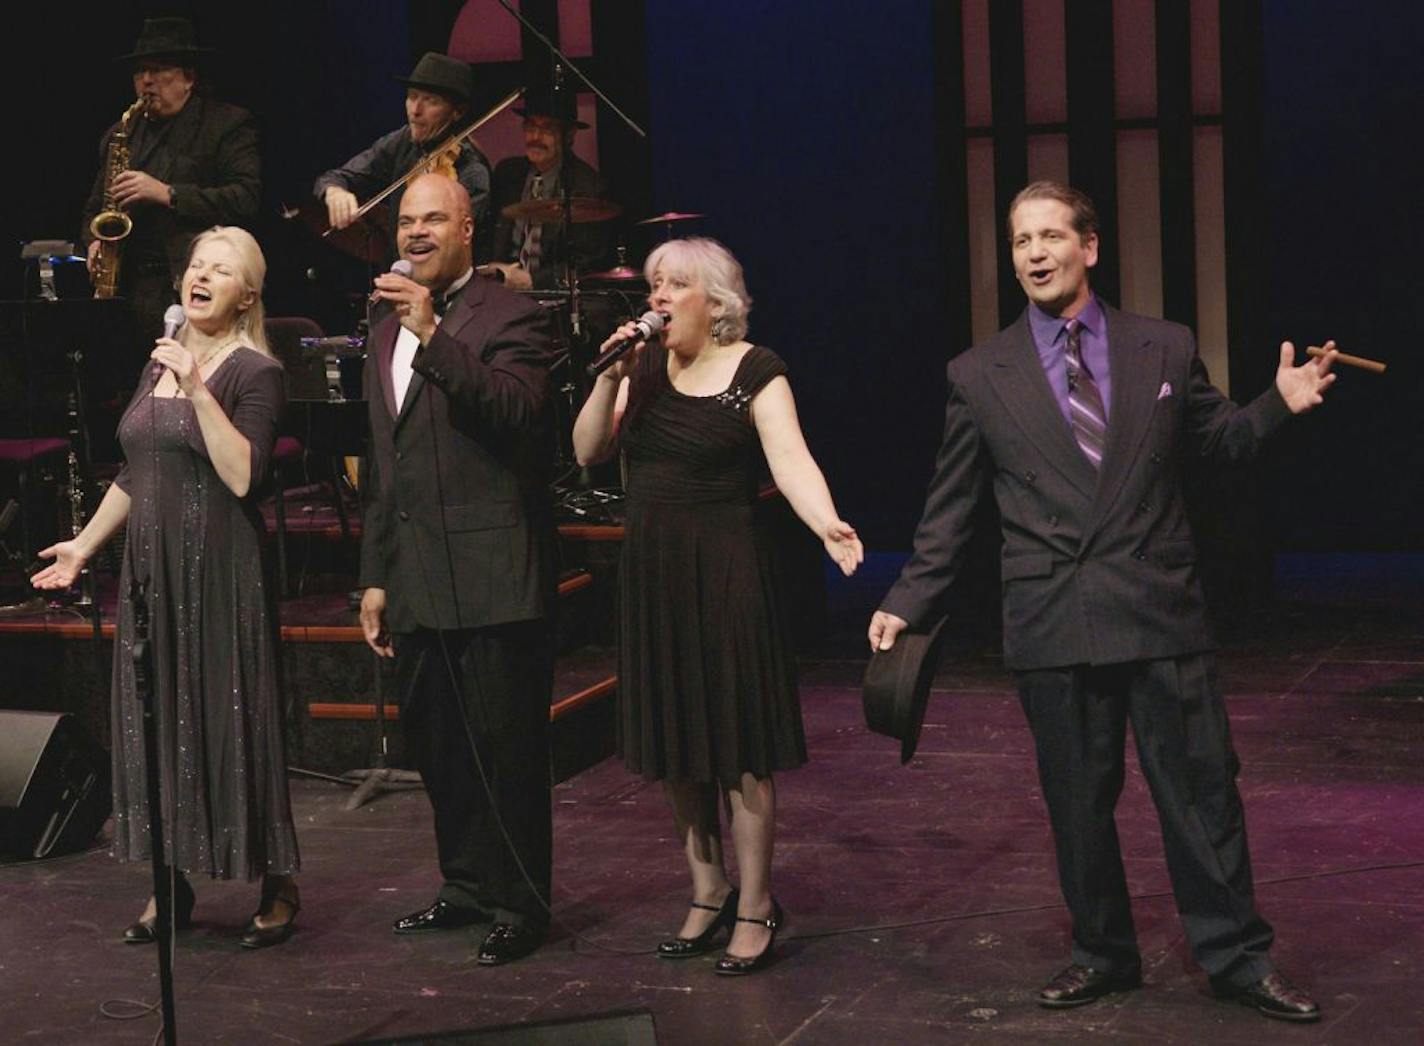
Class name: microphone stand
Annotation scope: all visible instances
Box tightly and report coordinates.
[490,0,647,139]
[131,580,179,1045]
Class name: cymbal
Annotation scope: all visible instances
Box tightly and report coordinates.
[501,196,622,224]
[636,211,706,225]
[579,264,645,283]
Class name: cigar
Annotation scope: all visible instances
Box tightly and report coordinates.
[1306,345,1385,374]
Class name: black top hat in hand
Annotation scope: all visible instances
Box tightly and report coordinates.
[115,17,212,64]
[862,615,951,764]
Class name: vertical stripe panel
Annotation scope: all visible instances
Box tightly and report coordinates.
[967,139,1001,345]
[1113,0,1157,119]
[1190,0,1222,113]
[988,0,1029,325]
[1157,0,1197,327]
[1023,0,1068,123]
[1116,129,1163,318]
[963,0,993,126]
[1066,0,1120,305]
[1027,133,1071,183]
[1193,126,1228,393]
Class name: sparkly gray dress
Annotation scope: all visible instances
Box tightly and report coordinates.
[110,347,300,880]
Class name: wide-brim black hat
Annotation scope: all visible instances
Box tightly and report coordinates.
[862,615,950,764]
[514,85,590,129]
[396,52,474,107]
[115,17,212,64]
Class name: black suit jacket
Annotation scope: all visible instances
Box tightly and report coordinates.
[82,94,261,277]
[482,155,614,286]
[881,305,1292,671]
[359,277,559,634]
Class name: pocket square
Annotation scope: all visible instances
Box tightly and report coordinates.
[1156,381,1173,400]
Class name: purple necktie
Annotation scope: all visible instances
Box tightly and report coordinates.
[1065,319,1106,468]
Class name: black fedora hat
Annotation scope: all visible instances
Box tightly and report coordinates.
[515,84,589,129]
[396,52,474,107]
[115,17,212,64]
[862,615,950,764]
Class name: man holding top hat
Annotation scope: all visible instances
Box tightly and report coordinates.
[81,16,261,349]
[315,51,492,242]
[868,181,1336,1023]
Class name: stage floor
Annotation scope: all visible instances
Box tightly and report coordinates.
[2,555,1422,1044]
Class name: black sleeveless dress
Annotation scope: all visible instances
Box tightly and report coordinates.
[617,345,806,786]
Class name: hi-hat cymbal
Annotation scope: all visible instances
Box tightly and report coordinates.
[501,196,622,224]
[579,264,645,283]
[636,211,706,225]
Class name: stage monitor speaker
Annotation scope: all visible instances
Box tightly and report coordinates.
[346,1008,658,1045]
[0,710,110,861]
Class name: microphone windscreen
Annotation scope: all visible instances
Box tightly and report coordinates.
[391,259,414,278]
[163,304,186,332]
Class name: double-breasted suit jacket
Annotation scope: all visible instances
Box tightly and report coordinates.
[358,276,558,635]
[881,305,1292,670]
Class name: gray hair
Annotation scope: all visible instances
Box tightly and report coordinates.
[643,237,752,345]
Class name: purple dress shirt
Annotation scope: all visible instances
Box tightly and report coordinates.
[1028,295,1112,426]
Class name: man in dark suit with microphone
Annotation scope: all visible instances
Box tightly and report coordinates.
[359,172,558,965]
[869,181,1336,1021]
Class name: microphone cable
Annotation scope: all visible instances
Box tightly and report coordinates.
[399,301,653,957]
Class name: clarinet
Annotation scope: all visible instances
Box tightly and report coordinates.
[65,388,94,607]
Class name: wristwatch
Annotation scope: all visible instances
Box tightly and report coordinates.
[167,184,177,209]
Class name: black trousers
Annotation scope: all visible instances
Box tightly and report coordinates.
[394,619,553,930]
[1017,653,1275,987]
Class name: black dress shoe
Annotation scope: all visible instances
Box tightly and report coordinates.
[657,888,739,959]
[122,876,196,945]
[713,900,784,976]
[477,923,544,966]
[1214,972,1320,1022]
[240,881,301,950]
[1037,963,1143,1008]
[393,898,489,935]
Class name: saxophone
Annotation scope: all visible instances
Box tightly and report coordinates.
[89,97,148,299]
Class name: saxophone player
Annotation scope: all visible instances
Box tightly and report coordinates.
[81,17,261,354]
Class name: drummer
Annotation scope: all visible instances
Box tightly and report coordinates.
[481,85,616,290]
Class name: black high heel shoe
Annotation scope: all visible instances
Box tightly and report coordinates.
[657,888,739,959]
[714,899,784,976]
[122,875,196,944]
[240,877,300,950]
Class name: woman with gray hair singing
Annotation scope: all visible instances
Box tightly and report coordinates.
[573,237,861,975]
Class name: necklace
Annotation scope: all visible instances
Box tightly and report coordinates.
[192,336,241,369]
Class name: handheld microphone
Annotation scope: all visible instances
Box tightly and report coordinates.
[152,304,187,379]
[586,311,669,377]
[370,258,414,304]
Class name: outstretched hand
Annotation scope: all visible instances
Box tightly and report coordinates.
[30,541,85,590]
[1275,340,1338,414]
[824,520,864,576]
